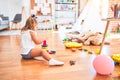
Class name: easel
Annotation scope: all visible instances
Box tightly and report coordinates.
[99,18,120,54]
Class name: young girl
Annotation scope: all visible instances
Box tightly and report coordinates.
[20,15,64,66]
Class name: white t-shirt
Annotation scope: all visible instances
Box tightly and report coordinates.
[20,30,35,55]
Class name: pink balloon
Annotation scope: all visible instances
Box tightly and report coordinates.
[93,55,114,75]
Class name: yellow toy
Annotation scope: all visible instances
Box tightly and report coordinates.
[95,48,100,54]
[118,72,120,76]
[111,54,120,63]
[65,42,83,48]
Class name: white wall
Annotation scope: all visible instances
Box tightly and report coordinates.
[0,0,30,21]
[21,0,31,27]
[0,0,22,20]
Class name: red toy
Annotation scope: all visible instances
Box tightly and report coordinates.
[42,40,56,54]
[42,40,48,47]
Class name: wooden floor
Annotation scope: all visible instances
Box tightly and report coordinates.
[0,30,120,80]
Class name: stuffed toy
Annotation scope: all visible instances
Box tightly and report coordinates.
[65,30,103,46]
[66,30,94,42]
[77,30,95,43]
[84,32,103,46]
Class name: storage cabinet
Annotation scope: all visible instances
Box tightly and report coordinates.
[30,0,78,29]
[30,0,54,30]
[54,0,78,25]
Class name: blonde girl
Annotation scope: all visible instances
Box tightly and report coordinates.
[20,15,64,66]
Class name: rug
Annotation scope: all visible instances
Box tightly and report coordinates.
[0,30,21,35]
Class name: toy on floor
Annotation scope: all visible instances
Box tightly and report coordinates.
[114,61,118,65]
[83,48,88,52]
[46,50,56,54]
[63,38,68,42]
[83,32,103,46]
[50,50,56,54]
[95,48,100,54]
[88,51,92,54]
[69,60,76,65]
[78,47,93,54]
[65,30,103,46]
[42,40,55,54]
[111,54,120,63]
[65,42,83,48]
[42,40,48,50]
[79,48,93,54]
[118,72,120,76]
[71,48,76,52]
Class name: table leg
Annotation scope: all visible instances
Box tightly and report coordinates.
[99,20,110,54]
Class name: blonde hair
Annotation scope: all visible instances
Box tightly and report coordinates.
[21,15,38,31]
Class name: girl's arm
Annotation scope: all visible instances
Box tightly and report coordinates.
[30,30,44,44]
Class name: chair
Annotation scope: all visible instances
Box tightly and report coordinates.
[0,14,3,17]
[0,14,9,30]
[11,14,22,30]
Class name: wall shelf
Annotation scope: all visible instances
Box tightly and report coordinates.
[54,0,78,25]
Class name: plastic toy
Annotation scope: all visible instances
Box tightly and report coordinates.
[111,54,120,63]
[65,42,83,48]
[88,51,92,54]
[83,48,88,52]
[95,48,100,54]
[42,40,55,54]
[46,50,56,54]
[71,48,76,52]
[118,72,120,76]
[114,61,118,65]
[50,50,56,54]
[69,60,76,65]
[42,40,48,50]
[46,50,52,54]
[63,38,68,41]
[93,55,114,75]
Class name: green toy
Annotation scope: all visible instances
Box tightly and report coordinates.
[42,40,48,50]
[63,38,68,41]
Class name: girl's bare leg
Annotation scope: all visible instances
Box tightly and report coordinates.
[30,47,64,66]
[30,47,51,61]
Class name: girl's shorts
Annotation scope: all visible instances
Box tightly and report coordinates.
[21,50,32,59]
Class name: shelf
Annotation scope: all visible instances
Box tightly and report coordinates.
[55,0,78,25]
[55,17,75,18]
[55,2,77,4]
[38,15,52,16]
[55,4,76,11]
[55,10,76,11]
[102,18,120,21]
